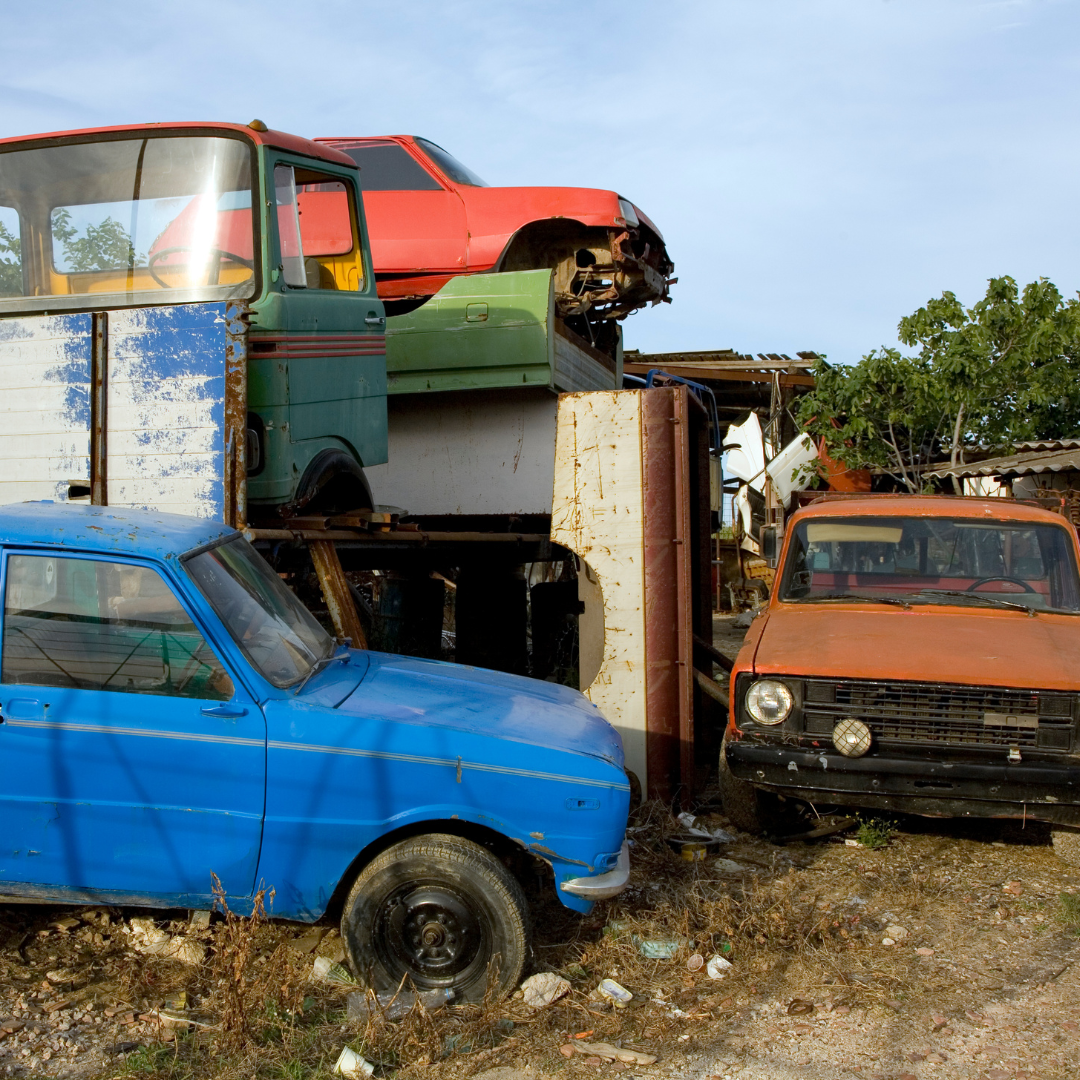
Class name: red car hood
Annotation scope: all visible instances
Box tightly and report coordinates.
[750,603,1080,691]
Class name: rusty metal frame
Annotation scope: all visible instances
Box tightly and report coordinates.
[223,302,249,529]
[641,387,694,804]
[309,539,367,648]
[90,311,108,505]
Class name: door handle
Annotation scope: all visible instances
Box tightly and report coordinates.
[201,704,248,718]
[364,315,385,326]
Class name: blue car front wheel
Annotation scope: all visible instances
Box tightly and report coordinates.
[341,833,530,1002]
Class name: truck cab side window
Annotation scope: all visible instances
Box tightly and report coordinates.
[0,206,20,297]
[274,164,307,288]
[2,554,233,700]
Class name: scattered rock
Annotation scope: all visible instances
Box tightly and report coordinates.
[885,924,909,940]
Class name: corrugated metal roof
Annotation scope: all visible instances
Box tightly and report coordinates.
[927,447,1080,479]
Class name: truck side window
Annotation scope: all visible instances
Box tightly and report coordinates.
[2,555,233,700]
[0,206,19,297]
[275,165,365,292]
[274,164,307,288]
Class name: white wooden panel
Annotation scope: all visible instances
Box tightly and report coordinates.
[0,314,91,505]
[550,390,648,787]
[365,388,558,516]
[106,304,227,519]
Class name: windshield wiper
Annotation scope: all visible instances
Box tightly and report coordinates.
[793,593,913,610]
[293,646,350,695]
[917,589,1037,614]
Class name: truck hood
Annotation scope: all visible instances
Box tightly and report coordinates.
[338,651,625,766]
[753,604,1080,691]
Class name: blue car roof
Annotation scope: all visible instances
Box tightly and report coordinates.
[0,502,236,562]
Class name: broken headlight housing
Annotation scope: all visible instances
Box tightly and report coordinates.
[617,198,639,228]
[745,679,794,725]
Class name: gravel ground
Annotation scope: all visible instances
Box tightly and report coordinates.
[0,614,1077,1080]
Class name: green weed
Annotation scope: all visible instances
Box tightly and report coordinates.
[855,815,897,850]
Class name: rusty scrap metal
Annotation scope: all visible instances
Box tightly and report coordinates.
[309,539,367,649]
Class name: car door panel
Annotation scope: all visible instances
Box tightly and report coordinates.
[0,551,266,905]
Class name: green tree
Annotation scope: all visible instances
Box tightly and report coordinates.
[0,219,20,296]
[51,207,142,272]
[798,277,1080,492]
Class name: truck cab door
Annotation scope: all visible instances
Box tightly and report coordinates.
[0,551,266,905]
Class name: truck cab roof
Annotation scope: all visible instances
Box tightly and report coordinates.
[791,493,1065,526]
[0,121,357,169]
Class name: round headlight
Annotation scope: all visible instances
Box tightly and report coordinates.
[745,679,794,725]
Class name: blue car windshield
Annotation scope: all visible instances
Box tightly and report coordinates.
[185,537,333,688]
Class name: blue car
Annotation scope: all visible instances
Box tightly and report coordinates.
[0,503,630,999]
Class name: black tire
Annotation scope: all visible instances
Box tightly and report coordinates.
[719,735,806,836]
[1052,828,1080,868]
[341,834,530,1003]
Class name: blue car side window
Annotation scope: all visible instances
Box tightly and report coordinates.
[2,554,234,700]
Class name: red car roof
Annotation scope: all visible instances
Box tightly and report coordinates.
[0,122,357,169]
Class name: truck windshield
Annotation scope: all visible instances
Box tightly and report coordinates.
[184,537,334,688]
[778,516,1080,613]
[0,134,256,314]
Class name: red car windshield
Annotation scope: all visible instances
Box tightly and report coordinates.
[778,516,1080,613]
[414,139,488,187]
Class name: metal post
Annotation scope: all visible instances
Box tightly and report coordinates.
[90,312,108,505]
[309,539,367,648]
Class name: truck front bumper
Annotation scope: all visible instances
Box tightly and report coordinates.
[727,742,1080,825]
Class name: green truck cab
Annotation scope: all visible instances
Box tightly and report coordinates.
[0,121,387,521]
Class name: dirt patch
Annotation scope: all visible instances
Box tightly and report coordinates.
[0,811,1078,1080]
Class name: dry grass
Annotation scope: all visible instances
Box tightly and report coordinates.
[5,803,1073,1080]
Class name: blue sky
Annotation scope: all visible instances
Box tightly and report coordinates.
[2,0,1077,363]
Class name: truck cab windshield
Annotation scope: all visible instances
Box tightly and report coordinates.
[0,134,256,313]
[778,516,1080,613]
[185,537,334,688]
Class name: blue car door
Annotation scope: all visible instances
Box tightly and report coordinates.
[0,550,266,904]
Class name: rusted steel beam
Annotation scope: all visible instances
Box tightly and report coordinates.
[309,539,367,649]
[90,312,107,506]
[623,362,815,387]
[244,528,549,544]
[223,302,249,529]
[693,668,729,709]
[693,632,734,673]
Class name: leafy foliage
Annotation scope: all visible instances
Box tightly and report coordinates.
[0,219,20,296]
[51,207,144,272]
[798,277,1080,491]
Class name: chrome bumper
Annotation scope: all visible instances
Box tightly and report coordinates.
[559,841,630,900]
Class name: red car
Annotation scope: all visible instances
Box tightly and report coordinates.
[316,135,674,330]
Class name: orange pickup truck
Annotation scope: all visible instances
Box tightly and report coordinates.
[721,493,1080,863]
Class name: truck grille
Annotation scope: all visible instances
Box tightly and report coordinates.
[802,678,1076,752]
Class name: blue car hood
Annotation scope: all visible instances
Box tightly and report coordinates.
[338,651,624,767]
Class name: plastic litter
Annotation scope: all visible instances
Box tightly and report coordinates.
[346,987,453,1022]
[706,955,733,979]
[636,936,680,959]
[687,953,704,972]
[570,1041,657,1065]
[676,812,736,843]
[597,978,633,1008]
[312,956,356,986]
[334,1047,374,1078]
[520,971,571,1008]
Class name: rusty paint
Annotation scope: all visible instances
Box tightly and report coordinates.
[223,302,249,529]
[90,312,107,506]
[308,539,367,648]
[641,388,694,803]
